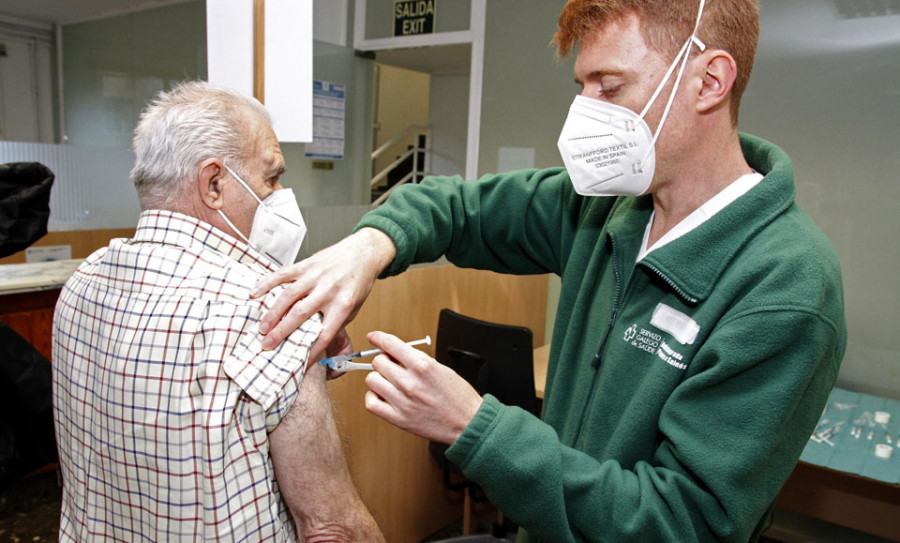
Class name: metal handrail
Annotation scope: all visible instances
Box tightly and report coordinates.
[370,124,431,205]
[370,147,418,187]
[372,170,417,206]
[371,124,430,161]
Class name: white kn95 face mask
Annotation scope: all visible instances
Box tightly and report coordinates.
[557,0,707,197]
[217,164,307,268]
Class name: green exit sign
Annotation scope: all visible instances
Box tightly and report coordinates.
[394,0,436,36]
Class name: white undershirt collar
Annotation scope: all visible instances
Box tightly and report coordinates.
[637,172,764,262]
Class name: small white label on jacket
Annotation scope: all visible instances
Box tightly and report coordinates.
[651,303,699,345]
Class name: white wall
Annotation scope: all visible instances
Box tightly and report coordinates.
[313,0,348,47]
[429,72,468,177]
[0,16,56,143]
[0,141,137,230]
[479,0,571,175]
[740,0,900,399]
[373,63,430,175]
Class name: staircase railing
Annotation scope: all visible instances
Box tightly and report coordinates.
[370,124,431,206]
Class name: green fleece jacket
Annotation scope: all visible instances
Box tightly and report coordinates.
[356,134,846,542]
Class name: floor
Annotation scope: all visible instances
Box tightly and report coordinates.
[3,473,892,543]
[419,517,517,543]
[0,470,60,543]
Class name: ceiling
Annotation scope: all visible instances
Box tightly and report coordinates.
[375,43,471,75]
[0,0,191,25]
[0,0,471,76]
[758,0,900,56]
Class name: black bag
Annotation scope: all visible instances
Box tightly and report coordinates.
[0,162,55,259]
[0,323,58,492]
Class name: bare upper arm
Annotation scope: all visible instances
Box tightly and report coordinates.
[269,363,384,542]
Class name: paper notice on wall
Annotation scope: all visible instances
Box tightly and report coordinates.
[305,80,346,160]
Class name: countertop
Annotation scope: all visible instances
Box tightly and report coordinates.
[0,259,82,295]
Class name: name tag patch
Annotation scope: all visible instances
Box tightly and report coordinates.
[650,303,700,345]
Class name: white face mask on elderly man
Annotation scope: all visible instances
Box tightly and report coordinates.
[217,165,307,268]
[557,0,707,197]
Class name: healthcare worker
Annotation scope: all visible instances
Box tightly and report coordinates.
[253,1,846,541]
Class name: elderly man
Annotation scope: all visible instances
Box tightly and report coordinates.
[52,82,383,542]
[251,1,846,542]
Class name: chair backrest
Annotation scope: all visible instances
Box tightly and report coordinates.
[435,308,536,416]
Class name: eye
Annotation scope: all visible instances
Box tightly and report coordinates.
[268,170,284,187]
[597,80,623,98]
[602,86,622,96]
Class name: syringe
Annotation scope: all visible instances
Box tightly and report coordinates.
[319,335,432,371]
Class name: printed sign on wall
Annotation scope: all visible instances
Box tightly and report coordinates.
[393,0,436,36]
[305,81,346,160]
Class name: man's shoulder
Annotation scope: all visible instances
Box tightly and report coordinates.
[69,235,270,305]
[761,203,841,272]
[732,203,843,319]
[180,244,270,303]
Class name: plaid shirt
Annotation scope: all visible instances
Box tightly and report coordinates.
[52,210,321,542]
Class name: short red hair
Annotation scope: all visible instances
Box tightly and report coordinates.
[553,0,759,124]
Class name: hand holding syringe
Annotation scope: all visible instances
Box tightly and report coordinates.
[319,335,432,372]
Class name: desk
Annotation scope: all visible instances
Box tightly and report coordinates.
[0,259,82,295]
[0,259,81,360]
[775,389,900,541]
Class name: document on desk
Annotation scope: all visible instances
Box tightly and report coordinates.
[803,387,900,484]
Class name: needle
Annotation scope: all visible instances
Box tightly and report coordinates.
[319,336,432,371]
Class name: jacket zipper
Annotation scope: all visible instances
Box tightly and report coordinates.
[572,234,622,446]
[640,261,699,304]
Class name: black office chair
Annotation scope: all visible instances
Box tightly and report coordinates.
[429,308,536,539]
[434,308,536,415]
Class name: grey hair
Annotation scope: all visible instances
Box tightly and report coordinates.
[130,80,271,210]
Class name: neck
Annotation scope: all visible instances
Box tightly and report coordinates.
[647,128,751,247]
[172,198,247,243]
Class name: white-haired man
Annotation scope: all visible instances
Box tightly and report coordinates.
[52,81,383,542]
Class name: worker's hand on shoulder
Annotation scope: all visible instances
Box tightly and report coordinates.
[251,228,396,352]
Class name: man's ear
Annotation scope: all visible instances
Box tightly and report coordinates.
[198,158,226,211]
[696,50,737,115]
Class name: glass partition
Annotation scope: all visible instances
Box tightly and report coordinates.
[1,0,374,241]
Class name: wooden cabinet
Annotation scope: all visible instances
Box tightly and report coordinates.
[0,288,60,361]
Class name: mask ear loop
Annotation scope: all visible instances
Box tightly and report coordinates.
[224,164,263,205]
[638,0,707,168]
[217,164,260,244]
[217,208,251,244]
[638,38,694,122]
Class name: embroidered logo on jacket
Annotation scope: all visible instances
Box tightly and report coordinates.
[622,304,699,371]
[624,324,637,342]
[625,325,662,354]
[657,341,687,370]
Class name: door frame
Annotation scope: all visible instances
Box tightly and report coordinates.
[353,0,485,180]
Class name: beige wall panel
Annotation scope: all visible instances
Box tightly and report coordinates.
[0,228,135,265]
[329,264,548,543]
